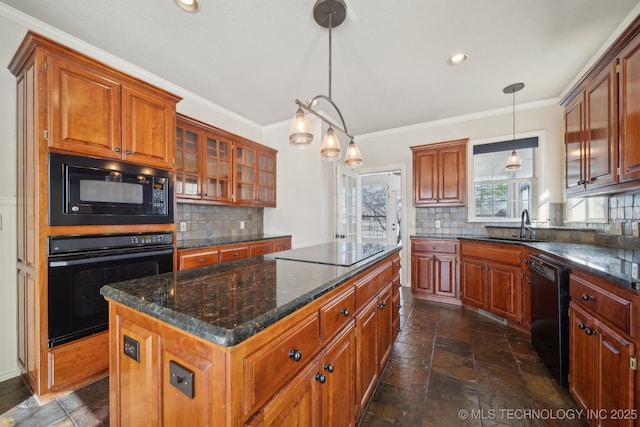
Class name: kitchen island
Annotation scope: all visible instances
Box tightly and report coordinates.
[101,242,401,426]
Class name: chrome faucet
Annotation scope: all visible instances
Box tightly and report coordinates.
[520,209,536,240]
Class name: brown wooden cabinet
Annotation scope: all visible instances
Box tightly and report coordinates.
[46,47,178,170]
[411,238,459,304]
[568,272,636,427]
[564,61,617,195]
[176,114,277,207]
[109,251,400,426]
[410,138,467,207]
[460,241,523,324]
[562,16,640,195]
[9,31,179,402]
[176,236,291,271]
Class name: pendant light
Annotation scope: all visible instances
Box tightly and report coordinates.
[504,82,524,171]
[288,0,363,168]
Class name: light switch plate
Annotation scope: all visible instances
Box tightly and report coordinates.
[169,360,194,399]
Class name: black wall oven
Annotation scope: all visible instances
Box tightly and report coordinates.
[49,152,173,226]
[47,232,173,347]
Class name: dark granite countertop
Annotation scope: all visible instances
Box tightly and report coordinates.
[411,235,640,292]
[100,243,401,347]
[178,234,291,250]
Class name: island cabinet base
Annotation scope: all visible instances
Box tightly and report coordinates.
[107,252,401,427]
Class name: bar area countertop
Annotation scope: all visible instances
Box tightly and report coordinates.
[100,242,401,347]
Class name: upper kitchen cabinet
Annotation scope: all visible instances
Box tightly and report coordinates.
[10,32,181,170]
[564,61,618,195]
[562,15,640,195]
[176,114,277,207]
[410,139,467,207]
[176,115,233,203]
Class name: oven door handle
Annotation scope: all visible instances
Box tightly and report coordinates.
[48,248,174,267]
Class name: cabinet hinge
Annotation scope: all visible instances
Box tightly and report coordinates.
[616,63,621,74]
[43,61,48,72]
[43,130,49,140]
[631,356,637,371]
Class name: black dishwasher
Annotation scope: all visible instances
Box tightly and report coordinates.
[529,254,570,388]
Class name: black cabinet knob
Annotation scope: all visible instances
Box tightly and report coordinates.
[581,294,594,301]
[324,363,334,373]
[585,327,593,336]
[578,323,586,330]
[288,349,302,362]
[315,373,326,384]
[339,308,350,316]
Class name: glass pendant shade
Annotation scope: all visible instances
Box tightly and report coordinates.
[344,140,362,169]
[320,127,341,161]
[289,107,314,147]
[506,150,522,170]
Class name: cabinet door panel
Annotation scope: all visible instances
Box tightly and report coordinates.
[487,262,520,321]
[619,37,640,182]
[460,258,486,308]
[439,145,465,204]
[413,151,437,205]
[122,85,174,169]
[597,323,635,427]
[49,54,121,157]
[434,254,457,298]
[322,323,356,427]
[411,253,434,295]
[585,63,617,189]
[565,95,584,193]
[356,299,378,414]
[569,303,597,414]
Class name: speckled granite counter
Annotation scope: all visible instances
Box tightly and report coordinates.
[100,242,401,347]
[411,235,640,292]
[178,233,291,250]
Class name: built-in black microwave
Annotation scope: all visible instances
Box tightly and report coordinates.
[49,153,174,226]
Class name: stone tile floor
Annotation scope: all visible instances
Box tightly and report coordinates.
[0,287,588,426]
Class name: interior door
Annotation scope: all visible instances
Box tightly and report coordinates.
[335,167,361,244]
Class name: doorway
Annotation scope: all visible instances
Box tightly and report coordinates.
[360,172,401,246]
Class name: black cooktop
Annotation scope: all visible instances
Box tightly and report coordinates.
[275,242,386,267]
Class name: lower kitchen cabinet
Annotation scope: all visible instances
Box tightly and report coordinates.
[460,241,524,325]
[108,251,400,426]
[569,273,636,427]
[177,236,291,271]
[411,238,460,304]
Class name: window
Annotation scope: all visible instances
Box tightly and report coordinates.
[471,137,538,221]
[361,183,387,240]
[566,197,608,222]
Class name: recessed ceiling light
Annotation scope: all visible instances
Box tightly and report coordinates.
[448,53,468,65]
[175,0,200,13]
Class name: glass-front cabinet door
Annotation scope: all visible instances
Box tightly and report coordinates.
[234,144,256,205]
[203,134,232,203]
[257,151,276,207]
[175,122,201,199]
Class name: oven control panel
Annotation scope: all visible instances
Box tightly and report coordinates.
[49,232,174,255]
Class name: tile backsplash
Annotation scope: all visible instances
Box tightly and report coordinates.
[176,203,263,242]
[414,192,640,250]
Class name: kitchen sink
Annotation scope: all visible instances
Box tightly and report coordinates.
[486,236,541,242]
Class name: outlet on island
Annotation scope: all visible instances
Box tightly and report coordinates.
[179,222,187,232]
[435,220,441,228]
[240,221,245,229]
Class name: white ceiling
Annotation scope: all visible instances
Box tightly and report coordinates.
[2,0,639,135]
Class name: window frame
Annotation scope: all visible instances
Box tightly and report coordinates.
[467,131,544,223]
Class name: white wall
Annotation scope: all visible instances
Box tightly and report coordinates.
[263,118,335,248]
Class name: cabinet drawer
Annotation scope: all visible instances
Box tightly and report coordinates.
[320,286,355,341]
[412,239,457,254]
[178,249,220,270]
[249,242,273,257]
[461,242,521,265]
[220,246,249,262]
[243,313,320,414]
[570,275,634,335]
[272,238,291,252]
[355,260,393,309]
